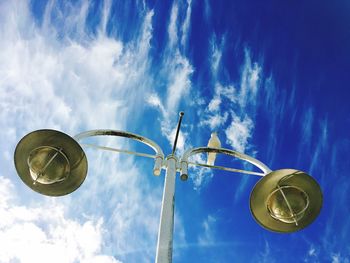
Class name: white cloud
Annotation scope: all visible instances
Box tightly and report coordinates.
[165,53,193,113]
[147,93,166,116]
[200,112,228,130]
[225,114,254,153]
[211,46,222,77]
[76,151,162,261]
[0,1,154,135]
[0,1,162,262]
[100,0,112,35]
[188,153,213,190]
[198,215,216,245]
[146,92,190,153]
[295,107,315,165]
[169,0,192,49]
[168,3,179,47]
[239,49,262,108]
[204,0,211,22]
[217,84,237,103]
[331,254,340,263]
[181,0,192,48]
[208,96,221,112]
[167,3,194,102]
[145,1,194,152]
[304,244,319,261]
[197,49,260,195]
[309,118,328,176]
[210,36,225,78]
[0,177,121,263]
[200,84,236,130]
[308,247,316,256]
[159,118,189,155]
[301,108,314,145]
[257,240,276,263]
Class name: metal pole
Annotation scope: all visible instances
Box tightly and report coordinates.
[155,155,177,263]
[172,112,184,154]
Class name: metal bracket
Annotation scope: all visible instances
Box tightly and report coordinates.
[179,147,272,180]
[73,129,165,176]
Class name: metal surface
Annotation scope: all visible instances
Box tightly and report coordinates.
[250,169,323,233]
[180,147,272,180]
[155,155,177,263]
[74,129,164,158]
[172,112,184,154]
[27,146,71,185]
[14,129,88,196]
[74,129,164,176]
[187,161,266,176]
[266,185,309,225]
[80,143,156,159]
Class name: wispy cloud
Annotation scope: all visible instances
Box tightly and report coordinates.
[0,1,162,262]
[209,34,226,79]
[309,118,328,176]
[200,84,236,130]
[256,240,276,263]
[238,49,262,109]
[168,3,179,47]
[196,47,262,194]
[180,0,192,48]
[168,0,193,49]
[204,0,212,23]
[166,0,194,110]
[146,0,194,154]
[188,152,214,190]
[303,244,320,262]
[301,107,314,146]
[225,113,254,153]
[296,107,314,165]
[100,0,112,35]
[165,54,193,113]
[146,93,167,116]
[262,75,295,167]
[208,96,221,112]
[197,215,217,246]
[200,112,229,130]
[211,47,222,78]
[42,0,91,40]
[204,49,261,148]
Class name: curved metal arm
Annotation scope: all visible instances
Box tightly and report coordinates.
[180,147,272,180]
[73,130,164,176]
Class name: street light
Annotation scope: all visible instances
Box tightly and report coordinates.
[13,112,322,263]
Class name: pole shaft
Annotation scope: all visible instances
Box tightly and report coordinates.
[172,112,184,154]
[155,155,177,263]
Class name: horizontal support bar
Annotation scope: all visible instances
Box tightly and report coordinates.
[187,162,265,177]
[81,143,157,159]
[182,147,272,175]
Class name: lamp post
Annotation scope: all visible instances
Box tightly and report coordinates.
[14,112,322,263]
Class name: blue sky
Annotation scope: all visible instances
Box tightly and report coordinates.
[0,0,349,262]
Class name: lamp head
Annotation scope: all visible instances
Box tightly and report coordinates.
[250,169,322,233]
[14,129,88,196]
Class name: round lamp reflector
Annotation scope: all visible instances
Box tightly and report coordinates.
[250,169,322,233]
[14,129,88,196]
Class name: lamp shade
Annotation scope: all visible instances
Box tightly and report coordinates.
[250,169,322,233]
[14,129,88,196]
